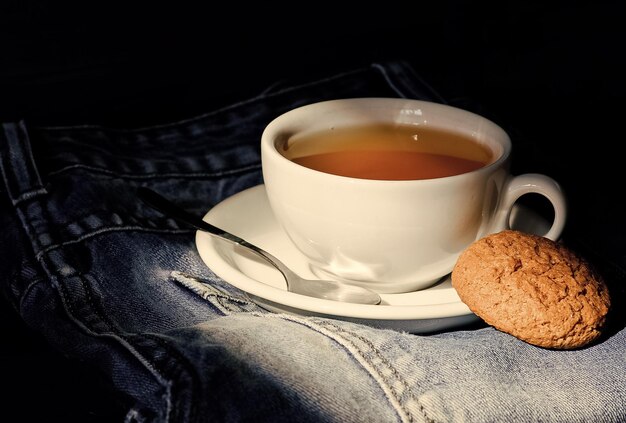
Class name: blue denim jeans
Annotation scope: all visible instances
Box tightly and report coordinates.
[1,61,625,422]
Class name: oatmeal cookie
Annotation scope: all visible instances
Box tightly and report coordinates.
[452,230,611,349]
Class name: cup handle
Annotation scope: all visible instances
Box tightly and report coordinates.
[490,173,567,240]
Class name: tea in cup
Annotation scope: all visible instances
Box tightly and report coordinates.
[261,98,567,293]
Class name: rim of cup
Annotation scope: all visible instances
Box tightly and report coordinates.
[261,98,512,185]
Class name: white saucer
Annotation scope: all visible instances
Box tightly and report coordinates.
[195,184,550,333]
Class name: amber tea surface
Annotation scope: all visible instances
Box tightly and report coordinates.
[281,124,494,180]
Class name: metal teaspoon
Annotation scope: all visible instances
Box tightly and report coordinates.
[137,187,382,305]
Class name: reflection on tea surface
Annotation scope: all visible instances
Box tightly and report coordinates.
[282,124,493,180]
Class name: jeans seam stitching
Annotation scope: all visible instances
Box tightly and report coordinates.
[29,198,176,421]
[40,255,177,421]
[45,162,261,180]
[10,187,49,206]
[136,333,199,422]
[34,227,194,260]
[323,321,434,423]
[20,254,175,413]
[17,278,46,311]
[35,67,370,133]
[1,122,46,202]
[370,63,408,99]
[259,313,430,423]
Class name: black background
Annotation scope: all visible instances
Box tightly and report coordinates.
[1,1,624,421]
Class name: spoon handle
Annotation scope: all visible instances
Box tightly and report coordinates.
[137,187,289,275]
[137,188,239,240]
[137,187,382,305]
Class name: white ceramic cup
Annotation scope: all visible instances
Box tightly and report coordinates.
[261,98,567,293]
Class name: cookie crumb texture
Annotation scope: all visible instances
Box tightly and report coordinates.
[452,230,611,349]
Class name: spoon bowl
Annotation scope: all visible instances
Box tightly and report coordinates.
[137,188,382,305]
